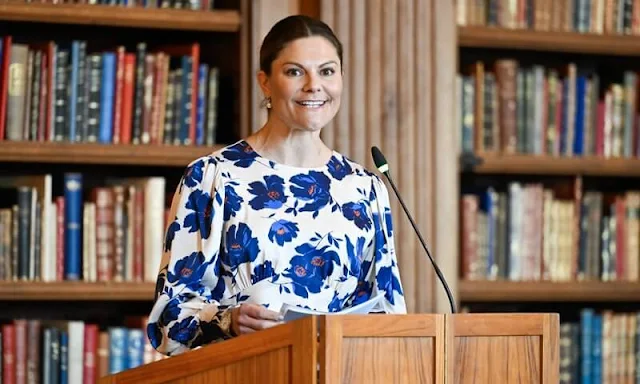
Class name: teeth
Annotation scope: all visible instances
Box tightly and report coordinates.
[297,101,326,107]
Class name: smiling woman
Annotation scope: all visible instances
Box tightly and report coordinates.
[145,14,407,357]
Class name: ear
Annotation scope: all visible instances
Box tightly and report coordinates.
[257,70,270,98]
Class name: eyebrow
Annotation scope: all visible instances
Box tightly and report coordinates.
[282,60,338,67]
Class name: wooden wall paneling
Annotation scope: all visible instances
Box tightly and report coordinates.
[319,0,335,149]
[349,0,366,165]
[365,0,382,172]
[334,1,350,155]
[398,0,418,315]
[414,0,435,314]
[431,0,459,314]
[248,0,300,134]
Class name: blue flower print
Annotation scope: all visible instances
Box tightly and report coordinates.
[221,141,258,168]
[224,223,260,269]
[268,219,299,246]
[376,266,403,305]
[384,208,394,237]
[342,202,372,230]
[345,235,366,276]
[283,243,341,298]
[183,189,214,239]
[248,175,287,210]
[371,212,387,262]
[167,251,212,289]
[224,184,243,220]
[168,316,199,346]
[183,159,205,188]
[252,260,276,284]
[327,156,352,180]
[147,322,163,349]
[160,299,181,326]
[164,220,181,252]
[351,281,373,306]
[289,171,332,214]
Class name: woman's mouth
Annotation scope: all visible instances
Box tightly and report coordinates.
[295,100,327,108]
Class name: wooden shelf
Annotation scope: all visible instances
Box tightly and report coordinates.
[463,154,640,177]
[0,2,241,32]
[459,280,640,302]
[458,26,640,56]
[0,281,156,301]
[0,141,223,167]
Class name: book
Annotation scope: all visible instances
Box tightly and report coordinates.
[279,293,386,323]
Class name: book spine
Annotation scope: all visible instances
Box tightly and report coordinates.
[98,52,116,144]
[64,173,83,280]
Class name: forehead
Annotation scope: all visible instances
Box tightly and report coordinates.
[274,36,339,66]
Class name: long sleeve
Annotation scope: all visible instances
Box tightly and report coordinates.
[350,175,407,313]
[146,157,233,356]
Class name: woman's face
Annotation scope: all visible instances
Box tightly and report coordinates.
[259,35,343,133]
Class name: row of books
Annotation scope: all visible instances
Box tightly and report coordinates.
[560,309,640,383]
[457,0,639,36]
[0,318,165,384]
[0,174,166,283]
[460,179,640,282]
[457,61,639,158]
[11,0,218,12]
[0,37,220,146]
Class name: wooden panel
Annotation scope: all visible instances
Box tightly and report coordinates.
[100,316,317,383]
[0,142,223,167]
[459,26,640,56]
[319,0,335,150]
[0,2,241,31]
[465,153,640,176]
[248,0,299,134]
[364,0,382,172]
[414,0,434,314]
[454,335,541,383]
[0,281,155,301]
[431,0,459,313]
[319,315,445,384]
[333,0,350,156]
[459,280,640,302]
[448,313,559,384]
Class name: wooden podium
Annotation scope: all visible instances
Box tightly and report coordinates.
[98,313,559,383]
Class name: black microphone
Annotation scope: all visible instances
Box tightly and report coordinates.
[371,146,457,314]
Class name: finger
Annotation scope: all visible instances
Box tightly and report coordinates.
[238,325,255,335]
[239,314,281,331]
[243,304,282,321]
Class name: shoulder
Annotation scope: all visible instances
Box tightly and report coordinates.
[327,151,377,181]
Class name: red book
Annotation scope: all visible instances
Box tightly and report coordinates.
[2,323,15,384]
[119,53,135,145]
[13,320,26,384]
[112,46,125,145]
[83,324,99,384]
[0,36,13,141]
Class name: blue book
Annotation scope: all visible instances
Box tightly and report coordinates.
[68,41,80,142]
[195,63,208,146]
[180,55,193,145]
[581,308,594,384]
[591,314,602,384]
[64,173,83,280]
[109,327,128,374]
[59,331,69,384]
[99,52,116,144]
[573,76,586,156]
[127,329,145,369]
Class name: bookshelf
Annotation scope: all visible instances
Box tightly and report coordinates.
[463,154,640,177]
[0,281,155,301]
[0,2,242,32]
[0,0,248,376]
[458,26,640,56]
[0,141,224,166]
[459,280,640,303]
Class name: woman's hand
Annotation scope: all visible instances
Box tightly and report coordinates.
[231,303,283,335]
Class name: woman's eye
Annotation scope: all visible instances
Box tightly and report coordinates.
[286,68,302,76]
[321,68,335,76]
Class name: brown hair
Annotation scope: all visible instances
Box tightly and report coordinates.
[259,15,343,76]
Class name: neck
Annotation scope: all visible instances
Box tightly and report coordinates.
[248,118,332,168]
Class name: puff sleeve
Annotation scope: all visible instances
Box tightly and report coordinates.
[146,157,233,356]
[348,175,407,313]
